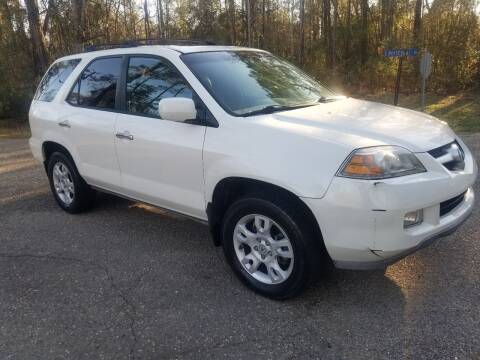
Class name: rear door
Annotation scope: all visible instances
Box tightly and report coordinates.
[63,56,123,190]
[114,55,207,219]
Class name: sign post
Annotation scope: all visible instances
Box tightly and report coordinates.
[394,57,403,106]
[420,51,432,111]
[384,48,418,106]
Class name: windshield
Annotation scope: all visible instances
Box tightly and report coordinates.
[181,51,337,116]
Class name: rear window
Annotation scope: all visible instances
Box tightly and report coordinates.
[34,59,81,102]
[67,57,122,109]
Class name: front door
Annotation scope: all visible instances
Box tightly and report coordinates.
[114,55,206,219]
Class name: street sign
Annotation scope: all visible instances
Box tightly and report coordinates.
[420,51,432,78]
[384,48,419,106]
[384,48,418,57]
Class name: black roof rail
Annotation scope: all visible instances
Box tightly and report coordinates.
[83,38,218,52]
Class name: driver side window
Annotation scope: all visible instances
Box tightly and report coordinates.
[126,56,193,118]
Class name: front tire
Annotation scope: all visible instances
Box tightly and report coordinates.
[222,196,322,299]
[47,152,95,213]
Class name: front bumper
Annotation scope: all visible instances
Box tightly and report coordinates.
[303,138,478,270]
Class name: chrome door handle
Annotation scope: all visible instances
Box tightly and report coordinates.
[115,132,134,140]
[58,120,71,128]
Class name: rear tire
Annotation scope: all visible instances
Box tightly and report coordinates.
[47,152,96,213]
[222,196,323,299]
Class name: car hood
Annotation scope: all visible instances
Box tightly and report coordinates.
[264,98,455,152]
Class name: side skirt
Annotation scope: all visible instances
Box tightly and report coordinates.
[90,184,209,226]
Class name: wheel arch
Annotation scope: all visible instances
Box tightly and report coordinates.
[42,141,76,172]
[207,177,324,249]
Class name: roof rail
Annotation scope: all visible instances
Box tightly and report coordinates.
[83,38,217,52]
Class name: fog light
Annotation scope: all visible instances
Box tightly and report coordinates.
[404,209,423,228]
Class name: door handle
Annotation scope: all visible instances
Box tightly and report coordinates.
[58,120,71,128]
[115,131,134,141]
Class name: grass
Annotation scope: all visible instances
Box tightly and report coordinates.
[363,90,480,133]
[0,119,30,139]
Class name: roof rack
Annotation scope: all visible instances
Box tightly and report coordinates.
[83,38,217,52]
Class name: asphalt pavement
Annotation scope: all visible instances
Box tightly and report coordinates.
[0,136,479,359]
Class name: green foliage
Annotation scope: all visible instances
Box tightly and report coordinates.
[0,0,37,121]
[0,0,479,123]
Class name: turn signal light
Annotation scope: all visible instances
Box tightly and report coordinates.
[337,146,426,180]
[343,154,383,176]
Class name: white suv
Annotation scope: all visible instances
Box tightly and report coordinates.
[29,44,477,298]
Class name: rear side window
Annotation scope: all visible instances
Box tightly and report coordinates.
[67,57,122,109]
[126,56,193,118]
[34,59,81,102]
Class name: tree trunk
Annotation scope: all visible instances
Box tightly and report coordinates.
[121,0,129,37]
[246,0,251,46]
[71,0,85,51]
[380,0,386,42]
[360,0,368,65]
[2,0,15,38]
[156,0,164,38]
[144,0,150,38]
[299,0,305,65]
[412,0,422,47]
[412,0,423,81]
[42,0,55,36]
[322,0,331,68]
[261,0,265,47]
[24,0,48,74]
[229,0,236,44]
[165,0,170,38]
[385,0,395,45]
[331,0,337,71]
[129,0,137,39]
[345,0,351,59]
[311,0,319,41]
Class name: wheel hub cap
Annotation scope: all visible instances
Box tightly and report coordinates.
[233,214,294,285]
[52,162,75,205]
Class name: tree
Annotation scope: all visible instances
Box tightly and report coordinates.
[144,0,151,38]
[360,0,368,65]
[331,0,337,71]
[380,0,394,44]
[299,0,305,65]
[156,0,164,38]
[345,0,351,61]
[71,0,85,51]
[322,0,331,67]
[413,0,423,47]
[246,0,252,46]
[228,0,236,44]
[2,0,480,122]
[24,0,48,74]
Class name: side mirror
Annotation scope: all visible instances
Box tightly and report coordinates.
[158,97,197,123]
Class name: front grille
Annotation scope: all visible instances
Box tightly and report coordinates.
[440,191,466,217]
[428,140,465,171]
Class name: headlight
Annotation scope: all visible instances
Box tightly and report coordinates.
[337,146,426,180]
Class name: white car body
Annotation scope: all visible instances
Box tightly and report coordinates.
[29,45,478,270]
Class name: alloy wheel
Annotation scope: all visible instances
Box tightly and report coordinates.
[52,162,75,205]
[233,214,294,284]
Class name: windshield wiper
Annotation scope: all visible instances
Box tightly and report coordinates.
[242,105,294,117]
[317,95,338,103]
[242,104,313,117]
